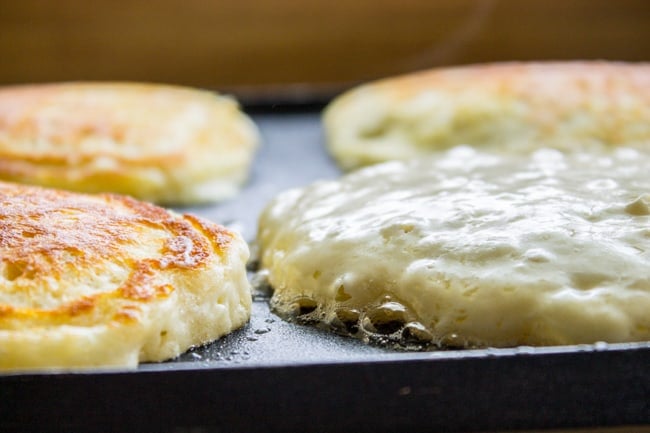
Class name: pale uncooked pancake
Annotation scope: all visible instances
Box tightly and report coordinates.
[323,62,650,170]
[0,82,259,204]
[258,146,650,348]
[0,182,250,370]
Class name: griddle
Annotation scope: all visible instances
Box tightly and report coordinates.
[1,111,649,433]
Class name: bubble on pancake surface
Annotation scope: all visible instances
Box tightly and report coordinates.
[258,147,650,349]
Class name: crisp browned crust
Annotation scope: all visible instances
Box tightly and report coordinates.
[0,82,259,204]
[324,61,650,169]
[0,181,250,369]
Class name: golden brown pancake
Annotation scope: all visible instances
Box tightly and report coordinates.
[323,61,650,169]
[0,82,259,204]
[0,181,250,370]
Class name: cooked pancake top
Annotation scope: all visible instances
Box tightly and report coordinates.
[378,61,650,101]
[0,181,233,326]
[324,62,650,169]
[0,82,250,164]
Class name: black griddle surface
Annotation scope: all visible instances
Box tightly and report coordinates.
[1,112,649,433]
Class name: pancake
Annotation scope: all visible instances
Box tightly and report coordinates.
[0,182,250,370]
[257,146,650,348]
[0,82,259,204]
[323,61,650,170]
